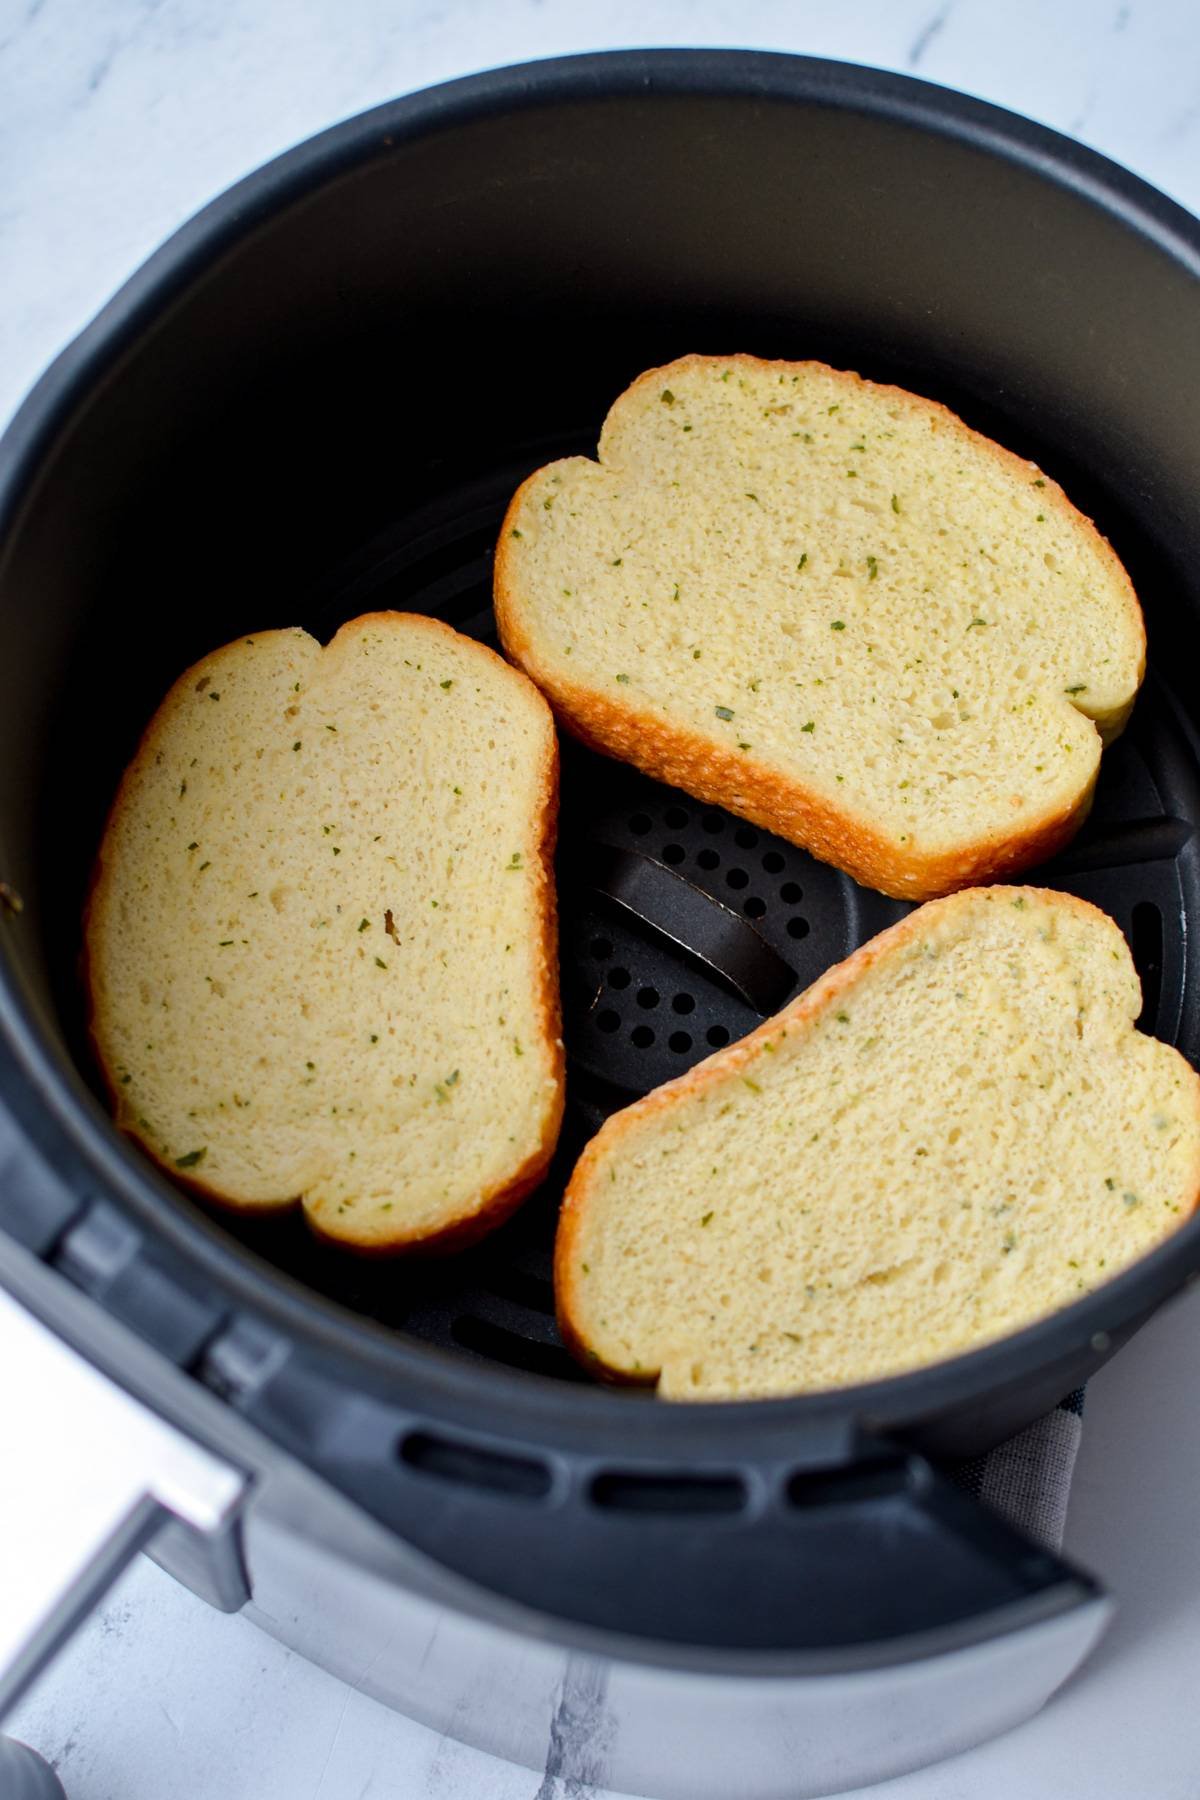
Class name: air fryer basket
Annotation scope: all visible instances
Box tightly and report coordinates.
[3,52,1200,1657]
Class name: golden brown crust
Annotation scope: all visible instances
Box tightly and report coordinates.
[495,354,1145,902]
[84,611,565,1256]
[554,885,1199,1380]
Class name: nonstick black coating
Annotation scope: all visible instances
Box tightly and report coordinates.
[3,51,1200,1478]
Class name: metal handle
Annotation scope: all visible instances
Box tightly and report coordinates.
[0,1287,247,1718]
[584,841,797,1013]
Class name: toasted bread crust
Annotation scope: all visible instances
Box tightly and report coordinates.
[496,354,1144,902]
[84,612,565,1254]
[554,886,1200,1382]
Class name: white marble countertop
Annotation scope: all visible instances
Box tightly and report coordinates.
[5,2,1200,1797]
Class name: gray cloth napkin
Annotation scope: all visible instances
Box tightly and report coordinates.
[946,1388,1085,1549]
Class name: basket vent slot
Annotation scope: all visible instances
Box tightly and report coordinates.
[400,1429,552,1499]
[591,1470,747,1515]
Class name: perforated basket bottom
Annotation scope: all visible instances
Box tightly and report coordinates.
[215,447,1200,1384]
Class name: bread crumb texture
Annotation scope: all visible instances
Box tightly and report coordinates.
[496,355,1144,899]
[556,887,1200,1398]
[86,614,563,1249]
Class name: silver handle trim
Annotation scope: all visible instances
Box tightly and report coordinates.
[0,1286,248,1716]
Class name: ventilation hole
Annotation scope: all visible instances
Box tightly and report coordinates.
[590,936,613,960]
[448,1316,589,1383]
[706,1024,730,1048]
[672,992,696,1015]
[744,896,767,919]
[401,1430,553,1497]
[734,826,759,849]
[591,1470,747,1514]
[725,867,749,890]
[631,1024,655,1048]
[664,805,689,828]
[669,1031,693,1053]
[608,967,631,990]
[636,987,660,1010]
[787,917,811,940]
[701,812,724,834]
[1131,900,1163,1030]
[786,1457,914,1509]
[596,1009,621,1033]
[761,851,785,874]
[662,842,686,865]
[697,847,720,871]
[629,812,653,835]
[781,881,803,903]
